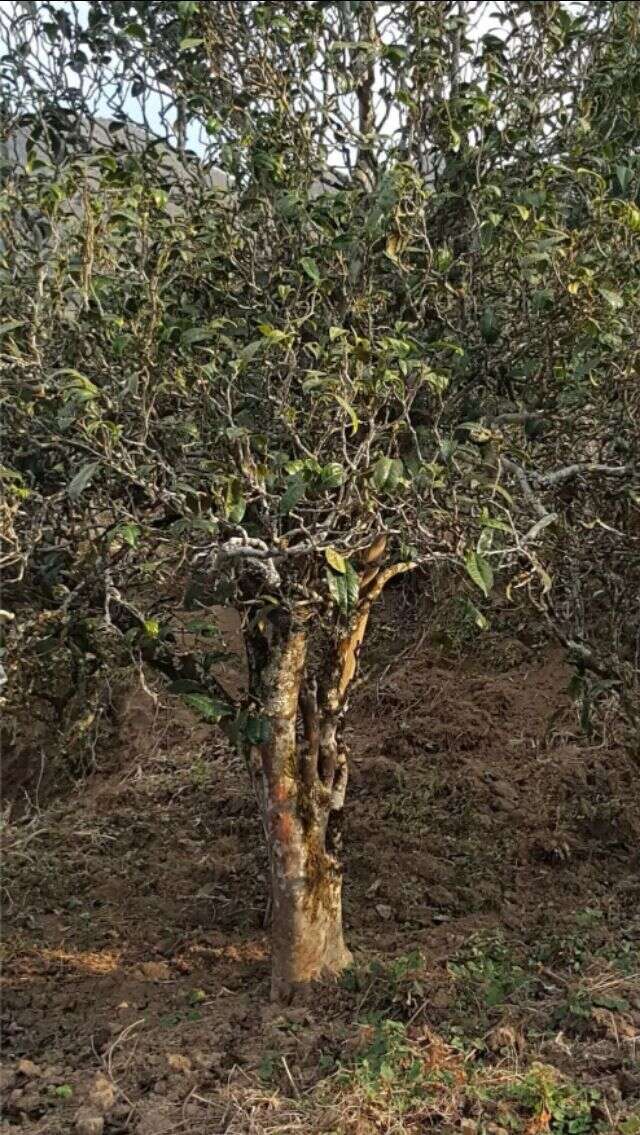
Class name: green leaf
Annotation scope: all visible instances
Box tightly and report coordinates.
[119,522,141,547]
[54,1085,73,1100]
[68,461,100,501]
[0,320,24,336]
[325,547,347,574]
[320,462,344,488]
[615,165,633,194]
[300,256,321,285]
[389,458,405,490]
[279,473,306,514]
[533,289,554,313]
[482,517,511,533]
[600,287,623,310]
[225,478,246,524]
[239,338,265,361]
[179,36,204,49]
[181,326,214,346]
[0,466,23,482]
[372,456,393,490]
[333,394,359,435]
[143,618,160,638]
[228,499,246,524]
[480,307,499,343]
[423,368,449,395]
[151,188,168,210]
[167,679,205,694]
[329,326,347,341]
[244,714,271,744]
[55,369,99,395]
[326,567,348,615]
[184,619,221,636]
[344,560,359,611]
[464,551,493,596]
[468,602,489,631]
[182,693,231,722]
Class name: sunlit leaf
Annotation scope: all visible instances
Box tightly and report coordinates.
[334,394,359,435]
[600,288,623,310]
[182,693,231,722]
[300,256,321,285]
[325,547,347,574]
[464,551,493,596]
[344,560,359,611]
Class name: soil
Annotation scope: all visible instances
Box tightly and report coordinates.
[2,602,639,1134]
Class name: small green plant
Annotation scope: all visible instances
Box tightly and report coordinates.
[449,933,530,1010]
[342,952,427,1019]
[498,1063,600,1134]
[258,1050,279,1085]
[54,1085,73,1100]
[189,756,213,789]
[345,1020,445,1116]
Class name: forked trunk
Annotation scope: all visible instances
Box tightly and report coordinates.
[247,559,414,1000]
[254,625,352,1000]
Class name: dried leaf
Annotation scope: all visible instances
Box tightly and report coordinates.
[360,534,387,564]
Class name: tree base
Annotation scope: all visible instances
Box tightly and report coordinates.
[270,878,352,1003]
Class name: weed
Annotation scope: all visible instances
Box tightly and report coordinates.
[342,951,428,1019]
[494,1062,601,1134]
[258,1050,279,1084]
[189,755,213,789]
[449,933,531,1010]
[341,1019,457,1120]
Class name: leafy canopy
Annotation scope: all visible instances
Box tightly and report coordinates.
[1,1,638,730]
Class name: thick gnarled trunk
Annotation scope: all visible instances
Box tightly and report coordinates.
[247,558,414,1000]
[256,627,351,1000]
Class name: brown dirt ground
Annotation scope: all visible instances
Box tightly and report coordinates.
[2,604,639,1134]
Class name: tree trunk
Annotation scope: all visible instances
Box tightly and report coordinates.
[247,559,414,1000]
[253,625,352,1000]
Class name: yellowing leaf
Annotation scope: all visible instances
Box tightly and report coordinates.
[464,551,493,597]
[325,547,347,574]
[600,287,623,310]
[344,560,359,611]
[334,394,359,435]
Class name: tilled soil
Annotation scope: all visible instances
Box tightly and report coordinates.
[2,628,639,1134]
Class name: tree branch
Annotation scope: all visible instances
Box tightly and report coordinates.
[501,458,547,519]
[533,463,632,488]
